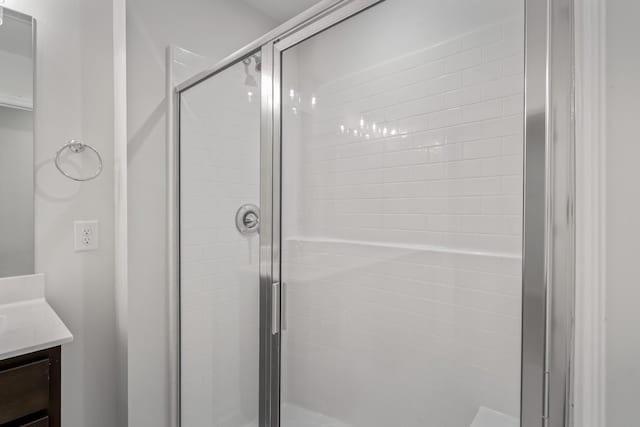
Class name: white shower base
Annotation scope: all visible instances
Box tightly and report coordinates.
[242,403,519,427]
[243,404,351,427]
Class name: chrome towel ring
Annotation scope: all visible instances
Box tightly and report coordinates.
[54,140,103,182]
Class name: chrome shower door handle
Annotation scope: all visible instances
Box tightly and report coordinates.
[271,282,280,335]
[281,282,287,332]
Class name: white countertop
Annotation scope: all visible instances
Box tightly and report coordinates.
[0,274,73,360]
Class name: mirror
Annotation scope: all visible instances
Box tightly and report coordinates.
[0,7,35,278]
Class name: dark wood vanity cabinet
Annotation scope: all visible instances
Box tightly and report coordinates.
[0,347,61,427]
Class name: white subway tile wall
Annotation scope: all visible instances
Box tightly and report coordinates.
[281,239,522,426]
[180,58,261,427]
[284,16,524,255]
[281,12,524,427]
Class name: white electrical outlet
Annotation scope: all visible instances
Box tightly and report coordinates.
[74,220,99,251]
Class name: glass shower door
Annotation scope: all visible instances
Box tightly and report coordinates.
[180,52,262,427]
[278,0,525,426]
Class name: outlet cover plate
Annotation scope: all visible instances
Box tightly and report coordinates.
[74,220,99,251]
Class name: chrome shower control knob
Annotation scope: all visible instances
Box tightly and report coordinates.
[243,211,259,229]
[235,204,260,235]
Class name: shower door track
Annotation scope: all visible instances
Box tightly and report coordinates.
[169,1,576,426]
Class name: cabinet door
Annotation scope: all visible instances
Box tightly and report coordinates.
[0,359,49,424]
[22,416,49,427]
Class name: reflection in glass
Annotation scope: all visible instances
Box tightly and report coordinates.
[0,8,34,278]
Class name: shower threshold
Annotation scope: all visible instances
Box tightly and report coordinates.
[243,404,351,427]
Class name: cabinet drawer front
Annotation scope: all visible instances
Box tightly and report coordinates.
[0,359,50,424]
[22,416,49,427]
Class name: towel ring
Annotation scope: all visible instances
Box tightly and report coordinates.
[55,140,103,182]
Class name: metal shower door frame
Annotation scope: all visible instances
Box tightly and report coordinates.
[171,3,386,427]
[262,3,387,425]
[170,1,575,426]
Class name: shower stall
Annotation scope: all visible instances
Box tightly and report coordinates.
[171,0,574,426]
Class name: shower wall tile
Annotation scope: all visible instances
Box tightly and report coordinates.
[284,15,524,254]
[281,238,522,427]
[180,62,260,427]
[281,15,525,427]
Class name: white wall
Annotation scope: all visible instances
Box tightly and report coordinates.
[126,1,275,425]
[2,0,119,426]
[606,1,640,426]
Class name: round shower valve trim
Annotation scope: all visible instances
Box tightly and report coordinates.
[235,204,260,235]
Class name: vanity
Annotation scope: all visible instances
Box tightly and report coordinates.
[0,9,73,427]
[0,347,61,427]
[0,275,72,427]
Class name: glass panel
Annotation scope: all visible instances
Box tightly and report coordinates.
[180,53,262,427]
[280,1,524,426]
